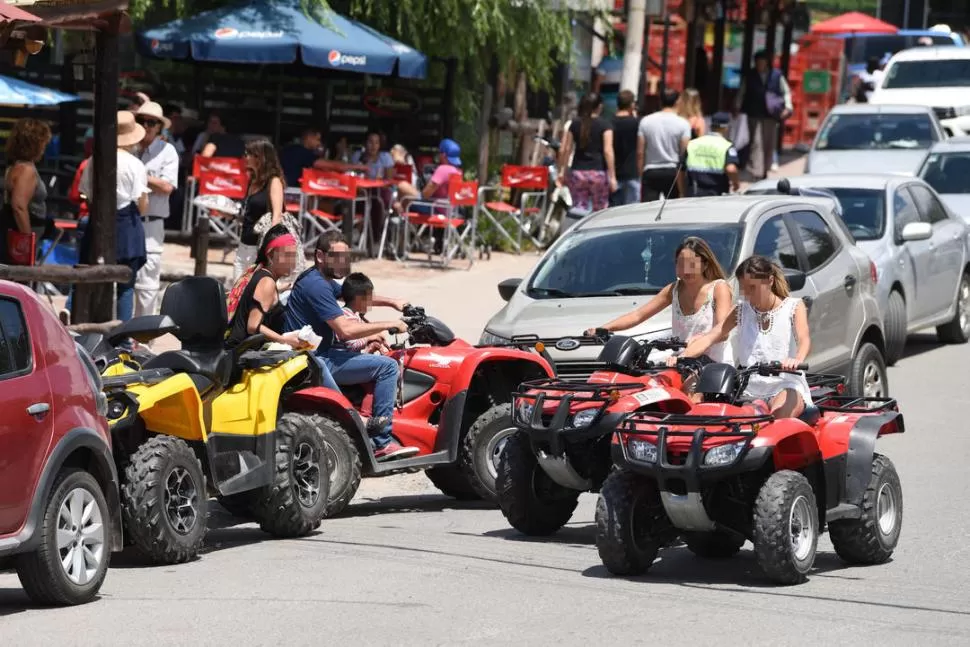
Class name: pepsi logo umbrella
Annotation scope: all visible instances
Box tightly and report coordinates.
[137,0,427,79]
[0,74,80,106]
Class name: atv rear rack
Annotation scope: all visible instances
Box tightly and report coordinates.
[619,411,775,437]
[814,395,898,413]
[805,373,846,390]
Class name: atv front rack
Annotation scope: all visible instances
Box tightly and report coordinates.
[619,411,775,437]
[814,395,898,413]
[512,378,645,433]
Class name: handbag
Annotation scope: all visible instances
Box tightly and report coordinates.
[6,229,36,265]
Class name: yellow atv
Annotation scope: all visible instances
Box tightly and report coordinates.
[99,277,331,564]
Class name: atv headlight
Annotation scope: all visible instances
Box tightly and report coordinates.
[627,438,658,463]
[515,399,535,424]
[106,398,127,421]
[703,441,748,466]
[571,409,598,428]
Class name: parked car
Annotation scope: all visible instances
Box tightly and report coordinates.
[917,136,970,221]
[481,196,889,397]
[0,281,121,605]
[747,174,970,365]
[804,104,945,176]
[870,46,970,137]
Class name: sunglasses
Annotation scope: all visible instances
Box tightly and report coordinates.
[137,118,162,128]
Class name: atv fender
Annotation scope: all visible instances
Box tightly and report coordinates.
[450,348,555,391]
[752,424,822,472]
[209,354,311,437]
[614,385,693,415]
[287,386,376,472]
[842,411,904,508]
[123,373,207,442]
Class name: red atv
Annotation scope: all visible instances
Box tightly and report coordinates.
[596,361,904,585]
[286,306,555,516]
[496,333,700,536]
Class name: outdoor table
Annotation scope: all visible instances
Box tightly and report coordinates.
[353,177,393,257]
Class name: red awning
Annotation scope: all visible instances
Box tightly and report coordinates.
[811,11,898,35]
[0,1,40,23]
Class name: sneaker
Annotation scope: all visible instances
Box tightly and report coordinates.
[374,441,420,461]
[365,416,392,434]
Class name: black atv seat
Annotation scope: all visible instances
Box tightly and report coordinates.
[141,350,231,396]
[798,405,821,426]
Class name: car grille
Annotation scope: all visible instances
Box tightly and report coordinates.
[555,361,607,382]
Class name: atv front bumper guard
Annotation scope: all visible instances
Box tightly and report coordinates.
[613,412,775,532]
[512,378,644,490]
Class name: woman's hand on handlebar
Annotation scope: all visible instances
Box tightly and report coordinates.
[780,357,804,371]
[665,355,679,368]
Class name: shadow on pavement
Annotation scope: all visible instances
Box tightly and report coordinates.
[900,332,946,361]
[337,494,496,518]
[478,524,597,547]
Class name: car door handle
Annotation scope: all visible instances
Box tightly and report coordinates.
[843,275,857,289]
[26,402,50,418]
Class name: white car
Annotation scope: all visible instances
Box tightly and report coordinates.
[870,46,970,137]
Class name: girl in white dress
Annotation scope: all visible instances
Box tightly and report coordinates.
[682,255,812,418]
[588,237,734,393]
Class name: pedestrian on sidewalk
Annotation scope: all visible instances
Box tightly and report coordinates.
[235,140,285,281]
[609,89,641,207]
[558,92,617,212]
[676,88,707,139]
[684,112,741,197]
[78,112,150,322]
[637,89,691,201]
[135,101,179,317]
[734,50,792,181]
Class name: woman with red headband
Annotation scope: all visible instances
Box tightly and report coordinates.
[226,224,307,350]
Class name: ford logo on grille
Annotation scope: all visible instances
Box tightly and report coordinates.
[555,338,581,351]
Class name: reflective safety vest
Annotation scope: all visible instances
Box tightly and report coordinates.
[685,134,732,175]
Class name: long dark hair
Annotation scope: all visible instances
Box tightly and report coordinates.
[676,237,727,281]
[255,224,292,266]
[735,255,790,298]
[246,139,285,193]
[577,92,603,149]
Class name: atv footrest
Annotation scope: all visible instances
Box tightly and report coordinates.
[815,395,897,413]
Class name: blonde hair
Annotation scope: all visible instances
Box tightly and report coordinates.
[677,88,703,121]
[735,255,790,298]
[676,236,727,281]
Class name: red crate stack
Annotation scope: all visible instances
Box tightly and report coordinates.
[645,19,688,93]
[784,34,843,148]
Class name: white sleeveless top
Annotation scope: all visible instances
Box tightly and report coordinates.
[672,279,733,364]
[736,297,812,404]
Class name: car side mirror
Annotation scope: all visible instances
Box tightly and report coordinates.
[498,278,522,302]
[783,269,807,292]
[900,221,932,242]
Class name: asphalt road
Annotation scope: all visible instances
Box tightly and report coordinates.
[3,253,970,645]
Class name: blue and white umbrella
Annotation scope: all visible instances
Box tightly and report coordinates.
[0,74,80,106]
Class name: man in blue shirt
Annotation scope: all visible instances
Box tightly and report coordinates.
[280,127,326,187]
[284,231,418,461]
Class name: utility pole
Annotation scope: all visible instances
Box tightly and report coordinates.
[620,0,647,96]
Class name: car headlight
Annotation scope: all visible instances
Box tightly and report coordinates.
[515,399,534,424]
[571,409,597,428]
[703,441,748,466]
[627,438,658,463]
[479,330,510,346]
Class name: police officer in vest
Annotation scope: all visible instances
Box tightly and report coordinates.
[684,112,740,197]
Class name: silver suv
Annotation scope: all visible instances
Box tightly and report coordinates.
[481,196,889,397]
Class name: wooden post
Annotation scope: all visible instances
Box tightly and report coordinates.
[441,57,457,139]
[477,55,499,184]
[193,216,210,276]
[73,14,120,324]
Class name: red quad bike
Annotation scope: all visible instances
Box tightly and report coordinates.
[596,362,904,585]
[285,306,555,516]
[496,333,703,536]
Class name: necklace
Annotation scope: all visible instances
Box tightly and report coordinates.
[751,297,781,333]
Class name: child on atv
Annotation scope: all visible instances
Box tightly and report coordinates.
[680,255,812,418]
[283,231,420,461]
[586,236,734,396]
[335,272,389,355]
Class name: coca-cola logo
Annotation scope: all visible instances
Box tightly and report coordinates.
[204,161,242,174]
[308,178,347,193]
[204,177,243,193]
[362,88,422,117]
[507,171,545,186]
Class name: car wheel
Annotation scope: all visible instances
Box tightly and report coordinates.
[884,291,907,366]
[15,469,111,605]
[848,342,888,399]
[937,271,970,344]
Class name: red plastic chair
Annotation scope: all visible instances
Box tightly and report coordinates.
[479,164,549,253]
[402,176,478,269]
[299,168,368,250]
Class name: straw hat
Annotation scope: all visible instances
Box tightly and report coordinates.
[135,101,172,130]
[117,111,146,147]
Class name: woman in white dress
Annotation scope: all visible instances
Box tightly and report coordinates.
[587,237,734,393]
[682,255,812,418]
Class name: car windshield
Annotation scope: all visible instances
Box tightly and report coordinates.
[823,188,886,240]
[527,224,743,299]
[815,113,937,151]
[855,35,954,64]
[919,151,970,194]
[883,58,970,88]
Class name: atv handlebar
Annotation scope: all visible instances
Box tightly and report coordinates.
[739,361,809,376]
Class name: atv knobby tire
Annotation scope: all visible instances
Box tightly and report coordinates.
[752,470,818,585]
[313,414,362,518]
[595,470,665,576]
[426,466,480,500]
[16,469,112,605]
[684,531,745,559]
[250,412,330,537]
[829,454,902,565]
[122,435,207,564]
[461,403,516,502]
[496,431,579,535]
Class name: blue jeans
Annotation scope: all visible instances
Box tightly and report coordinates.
[320,348,399,448]
[308,353,341,392]
[609,179,642,206]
